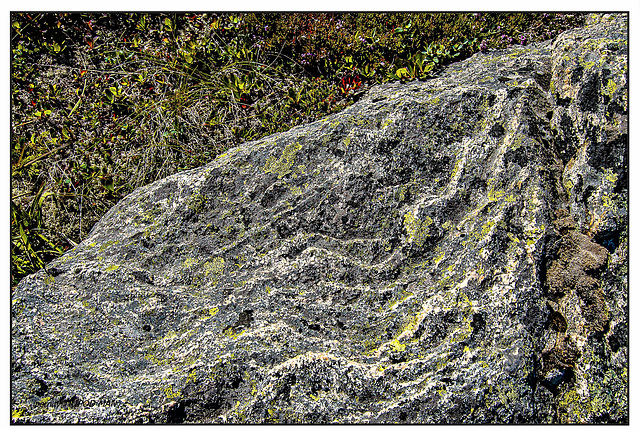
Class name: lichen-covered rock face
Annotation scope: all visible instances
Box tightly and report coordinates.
[12,14,627,424]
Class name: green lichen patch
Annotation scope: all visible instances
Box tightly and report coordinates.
[186,191,207,213]
[204,257,225,281]
[263,141,303,179]
[403,211,434,247]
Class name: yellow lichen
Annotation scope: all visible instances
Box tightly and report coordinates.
[605,79,618,96]
[185,369,197,384]
[390,339,406,352]
[223,327,245,340]
[204,257,225,278]
[433,250,446,265]
[404,211,433,247]
[105,263,120,272]
[481,220,495,238]
[450,159,462,180]
[488,185,504,202]
[164,385,181,400]
[263,141,302,179]
[289,185,303,196]
[183,257,198,268]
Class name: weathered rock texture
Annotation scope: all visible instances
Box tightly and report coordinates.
[12,14,627,423]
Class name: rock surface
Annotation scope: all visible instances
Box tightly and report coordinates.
[12,14,627,424]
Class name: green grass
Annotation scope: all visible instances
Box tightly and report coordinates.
[10,12,587,287]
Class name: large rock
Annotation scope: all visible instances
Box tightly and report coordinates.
[11,14,627,423]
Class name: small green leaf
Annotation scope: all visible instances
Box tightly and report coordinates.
[104,177,114,192]
[18,224,28,246]
[395,68,409,78]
